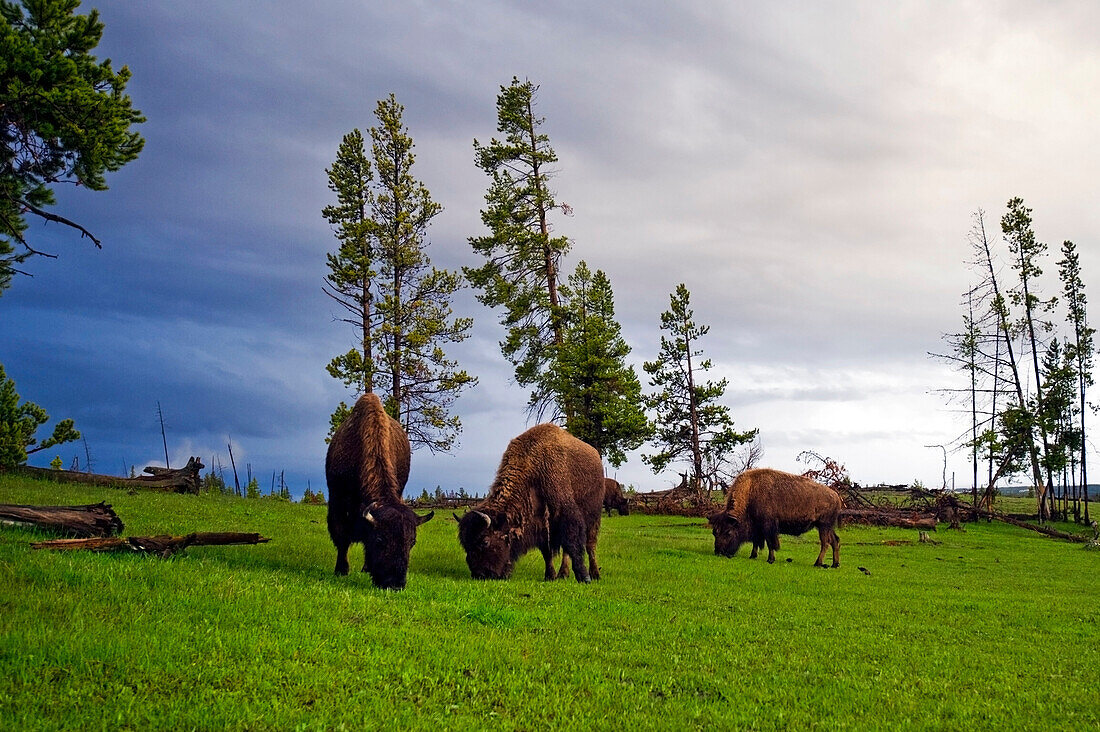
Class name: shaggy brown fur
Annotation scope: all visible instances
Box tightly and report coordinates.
[456,423,604,583]
[603,478,630,516]
[707,468,841,567]
[326,393,433,589]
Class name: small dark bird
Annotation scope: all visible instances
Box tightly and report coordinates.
[858,566,870,575]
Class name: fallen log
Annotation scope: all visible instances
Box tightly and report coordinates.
[0,502,124,537]
[15,456,205,494]
[31,532,270,557]
[840,509,937,531]
[973,510,1090,544]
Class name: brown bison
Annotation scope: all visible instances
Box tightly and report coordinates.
[456,423,604,583]
[326,393,433,589]
[603,478,630,516]
[707,468,841,567]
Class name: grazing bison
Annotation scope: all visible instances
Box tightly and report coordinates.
[326,393,433,589]
[707,468,841,567]
[603,478,630,516]
[456,423,604,582]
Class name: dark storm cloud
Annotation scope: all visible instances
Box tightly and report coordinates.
[3,0,1099,495]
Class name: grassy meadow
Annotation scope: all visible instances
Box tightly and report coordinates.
[2,472,1099,730]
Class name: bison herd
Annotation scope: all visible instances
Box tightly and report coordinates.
[326,394,841,590]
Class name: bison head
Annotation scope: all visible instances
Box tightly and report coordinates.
[707,510,748,557]
[456,510,521,580]
[361,502,434,590]
[612,496,630,516]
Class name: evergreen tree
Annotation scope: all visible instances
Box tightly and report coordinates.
[322,129,376,400]
[323,98,474,450]
[1002,198,1057,519]
[1037,338,1076,500]
[0,363,80,468]
[554,261,651,467]
[642,284,757,505]
[368,94,475,451]
[1,0,144,292]
[1057,239,1094,523]
[466,77,570,417]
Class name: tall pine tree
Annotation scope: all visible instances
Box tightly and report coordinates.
[554,262,651,467]
[369,95,475,451]
[643,284,757,505]
[1057,239,1094,522]
[322,129,375,403]
[323,97,474,450]
[1002,198,1057,519]
[466,77,569,417]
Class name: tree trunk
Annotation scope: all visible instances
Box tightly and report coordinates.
[15,456,205,494]
[840,509,937,531]
[0,502,124,537]
[31,532,270,557]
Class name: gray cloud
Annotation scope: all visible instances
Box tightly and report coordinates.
[4,0,1098,497]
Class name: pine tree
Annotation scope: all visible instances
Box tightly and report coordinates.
[466,77,570,417]
[368,95,475,451]
[1037,338,1076,508]
[1,0,144,292]
[1002,198,1058,519]
[0,363,80,468]
[323,129,376,400]
[323,98,475,449]
[642,284,757,505]
[554,262,651,467]
[1057,239,1094,523]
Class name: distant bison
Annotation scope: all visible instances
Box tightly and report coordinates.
[707,468,841,567]
[457,423,604,582]
[603,478,630,516]
[326,393,433,589]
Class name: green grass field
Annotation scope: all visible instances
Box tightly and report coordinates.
[2,473,1098,730]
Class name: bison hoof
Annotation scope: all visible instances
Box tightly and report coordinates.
[334,566,349,576]
[767,557,775,564]
[832,562,840,569]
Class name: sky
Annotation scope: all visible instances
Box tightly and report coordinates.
[4,0,1100,498]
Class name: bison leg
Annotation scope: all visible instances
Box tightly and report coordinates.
[333,540,351,576]
[830,529,841,568]
[814,526,829,567]
[585,533,600,581]
[539,543,558,581]
[556,553,571,580]
[766,533,779,564]
[556,515,590,583]
[749,543,759,559]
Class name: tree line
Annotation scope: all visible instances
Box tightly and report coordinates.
[322,79,756,505]
[935,202,1094,524]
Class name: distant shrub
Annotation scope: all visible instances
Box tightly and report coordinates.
[301,485,326,505]
[201,472,231,495]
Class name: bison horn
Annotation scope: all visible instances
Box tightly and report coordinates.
[363,501,379,525]
[452,512,462,523]
[417,510,435,526]
[474,510,491,528]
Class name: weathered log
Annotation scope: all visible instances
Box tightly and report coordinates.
[972,510,1090,544]
[31,532,270,557]
[15,456,204,494]
[840,509,937,530]
[0,502,124,537]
